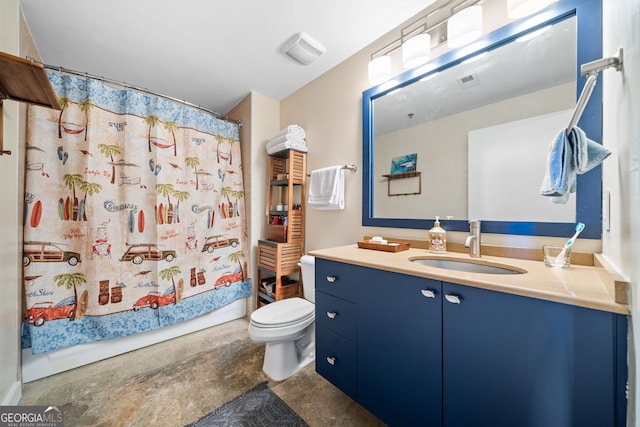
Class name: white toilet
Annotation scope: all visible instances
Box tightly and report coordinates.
[248,255,315,381]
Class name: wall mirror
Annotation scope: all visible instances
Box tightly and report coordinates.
[362,0,602,239]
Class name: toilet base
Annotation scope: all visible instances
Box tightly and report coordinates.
[262,326,315,381]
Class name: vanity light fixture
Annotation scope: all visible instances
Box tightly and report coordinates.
[507,0,558,19]
[402,33,431,69]
[368,55,392,86]
[367,0,483,85]
[447,5,483,48]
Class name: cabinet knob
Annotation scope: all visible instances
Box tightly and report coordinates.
[326,276,336,283]
[421,289,436,298]
[326,311,337,319]
[445,294,461,304]
[326,356,336,366]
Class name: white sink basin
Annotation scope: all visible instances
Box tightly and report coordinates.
[411,257,526,275]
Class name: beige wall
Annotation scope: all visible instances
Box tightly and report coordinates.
[602,0,640,423]
[229,92,280,310]
[0,0,31,406]
[280,53,367,251]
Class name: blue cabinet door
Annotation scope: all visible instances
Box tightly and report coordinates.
[315,291,357,340]
[358,267,443,427]
[442,282,627,427]
[316,324,357,400]
[315,258,360,302]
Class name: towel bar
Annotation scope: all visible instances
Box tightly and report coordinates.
[567,48,623,134]
[307,164,357,176]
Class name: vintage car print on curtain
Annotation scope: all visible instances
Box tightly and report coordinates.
[22,72,252,354]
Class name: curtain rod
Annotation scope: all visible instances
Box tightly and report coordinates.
[30,59,242,126]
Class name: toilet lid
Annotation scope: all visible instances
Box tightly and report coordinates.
[251,298,314,328]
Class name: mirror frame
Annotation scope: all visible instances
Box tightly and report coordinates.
[362,0,602,239]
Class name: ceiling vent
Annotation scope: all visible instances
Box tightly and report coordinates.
[457,73,481,89]
[281,32,326,65]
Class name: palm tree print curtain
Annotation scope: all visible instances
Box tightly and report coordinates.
[22,72,251,354]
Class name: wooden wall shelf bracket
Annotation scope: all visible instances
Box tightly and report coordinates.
[0,51,60,156]
[381,171,422,196]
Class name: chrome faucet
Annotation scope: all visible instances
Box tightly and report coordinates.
[465,220,481,258]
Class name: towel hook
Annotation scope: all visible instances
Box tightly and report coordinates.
[567,48,623,134]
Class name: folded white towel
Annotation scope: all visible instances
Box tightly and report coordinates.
[308,166,344,210]
[272,124,306,140]
[266,140,307,155]
[266,133,306,150]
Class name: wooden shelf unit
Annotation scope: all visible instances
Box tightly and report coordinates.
[258,149,307,307]
[0,51,60,155]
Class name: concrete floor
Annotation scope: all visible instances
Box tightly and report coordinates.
[19,318,385,426]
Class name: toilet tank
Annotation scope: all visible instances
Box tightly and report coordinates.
[299,255,315,303]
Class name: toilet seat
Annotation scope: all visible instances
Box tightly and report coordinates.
[250,297,314,328]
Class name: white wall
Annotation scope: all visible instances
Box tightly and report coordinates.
[0,0,24,406]
[602,1,640,424]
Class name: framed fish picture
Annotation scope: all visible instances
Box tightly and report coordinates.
[390,153,417,174]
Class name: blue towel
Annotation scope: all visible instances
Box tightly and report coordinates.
[540,126,611,204]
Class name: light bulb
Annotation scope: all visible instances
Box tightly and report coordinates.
[368,56,392,86]
[448,5,483,49]
[402,33,431,69]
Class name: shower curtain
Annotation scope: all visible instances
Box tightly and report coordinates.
[22,72,251,354]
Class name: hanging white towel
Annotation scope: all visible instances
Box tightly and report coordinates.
[308,166,344,210]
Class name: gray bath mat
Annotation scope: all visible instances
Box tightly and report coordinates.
[186,381,309,426]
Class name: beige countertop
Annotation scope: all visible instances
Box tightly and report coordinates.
[309,244,629,315]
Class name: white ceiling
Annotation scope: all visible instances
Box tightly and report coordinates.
[19,0,436,115]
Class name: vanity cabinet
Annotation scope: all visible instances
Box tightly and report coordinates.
[442,282,627,427]
[314,258,627,427]
[315,259,359,399]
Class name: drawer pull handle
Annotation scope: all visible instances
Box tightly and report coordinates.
[326,356,336,366]
[445,294,461,304]
[326,311,337,319]
[326,276,336,283]
[421,289,436,298]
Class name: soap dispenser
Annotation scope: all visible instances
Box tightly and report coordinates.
[429,216,447,253]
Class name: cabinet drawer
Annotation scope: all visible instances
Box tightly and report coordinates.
[316,324,357,400]
[315,258,361,301]
[315,291,356,340]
